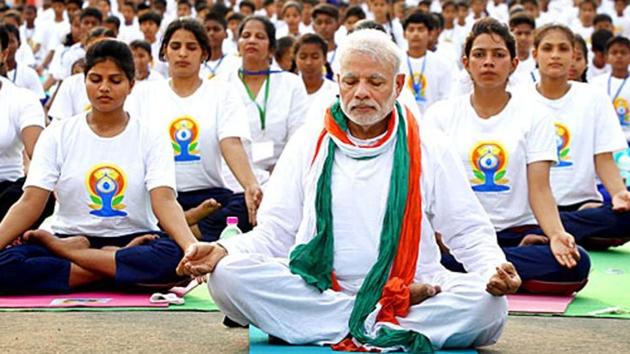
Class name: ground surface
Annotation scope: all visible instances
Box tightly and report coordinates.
[0,312,628,353]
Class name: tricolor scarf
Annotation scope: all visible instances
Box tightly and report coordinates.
[289,100,432,353]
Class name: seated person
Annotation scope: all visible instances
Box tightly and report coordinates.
[0,40,198,294]
[177,30,520,351]
[425,18,591,292]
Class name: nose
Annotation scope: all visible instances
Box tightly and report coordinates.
[482,52,495,67]
[353,80,370,100]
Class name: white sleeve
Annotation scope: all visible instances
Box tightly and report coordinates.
[526,109,558,164]
[24,68,46,100]
[286,76,309,138]
[217,85,251,142]
[143,124,177,192]
[427,136,507,281]
[218,128,310,257]
[23,125,61,192]
[48,77,75,120]
[49,45,64,80]
[594,90,627,154]
[13,90,46,131]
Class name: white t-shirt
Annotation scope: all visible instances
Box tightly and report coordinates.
[402,51,454,114]
[592,74,630,140]
[528,82,627,205]
[425,93,557,231]
[0,78,46,183]
[6,64,46,100]
[199,54,241,80]
[126,78,250,192]
[50,42,85,80]
[222,68,309,189]
[24,113,175,237]
[48,73,90,121]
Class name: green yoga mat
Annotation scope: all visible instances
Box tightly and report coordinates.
[0,284,218,312]
[249,326,478,354]
[563,243,630,319]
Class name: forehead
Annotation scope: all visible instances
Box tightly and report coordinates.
[242,20,267,32]
[88,59,124,74]
[609,42,630,51]
[539,30,572,44]
[340,52,392,78]
[471,33,509,50]
[170,29,199,42]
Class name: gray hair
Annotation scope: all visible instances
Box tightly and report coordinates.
[337,29,402,76]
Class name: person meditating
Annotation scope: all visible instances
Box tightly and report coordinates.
[177,30,520,352]
[0,39,198,294]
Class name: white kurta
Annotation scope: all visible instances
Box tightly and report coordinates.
[209,109,508,350]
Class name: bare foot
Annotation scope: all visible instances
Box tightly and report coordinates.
[23,230,90,256]
[185,198,221,226]
[409,283,441,305]
[125,234,158,248]
[518,234,549,246]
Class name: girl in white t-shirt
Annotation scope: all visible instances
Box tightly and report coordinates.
[530,24,630,248]
[426,18,590,291]
[293,33,338,116]
[222,16,308,191]
[126,19,262,242]
[0,40,198,294]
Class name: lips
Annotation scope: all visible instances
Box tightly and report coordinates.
[175,61,190,67]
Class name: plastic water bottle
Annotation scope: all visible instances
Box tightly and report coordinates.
[614,149,630,187]
[220,216,242,240]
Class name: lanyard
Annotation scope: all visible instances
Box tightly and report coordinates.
[530,70,537,83]
[328,48,336,65]
[407,55,426,102]
[240,69,270,130]
[608,74,629,101]
[11,64,17,83]
[205,54,225,77]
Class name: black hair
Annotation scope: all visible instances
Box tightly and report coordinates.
[239,0,256,12]
[520,0,539,6]
[238,15,277,51]
[66,0,84,8]
[86,26,116,44]
[105,15,121,30]
[24,4,37,12]
[0,25,9,51]
[509,13,536,29]
[137,3,150,11]
[85,39,135,82]
[139,11,162,26]
[573,34,588,83]
[51,0,66,4]
[97,0,111,5]
[344,5,366,22]
[607,35,630,51]
[293,32,327,57]
[402,10,435,31]
[352,19,386,33]
[431,12,444,30]
[122,1,136,10]
[205,11,227,30]
[210,3,229,17]
[159,18,211,61]
[464,17,516,59]
[274,35,295,67]
[177,0,192,7]
[195,2,208,13]
[80,7,104,23]
[591,29,614,52]
[312,3,339,21]
[3,24,19,45]
[579,0,597,10]
[153,0,167,9]
[442,0,456,9]
[227,12,246,22]
[594,13,613,25]
[129,39,153,57]
[534,23,574,48]
[263,0,274,7]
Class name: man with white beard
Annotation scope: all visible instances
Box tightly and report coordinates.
[176,29,520,352]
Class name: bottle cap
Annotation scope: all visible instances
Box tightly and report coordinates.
[226,216,239,225]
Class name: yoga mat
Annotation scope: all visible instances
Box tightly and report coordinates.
[0,282,218,312]
[249,326,478,354]
[563,243,630,319]
[0,292,167,308]
[507,294,574,314]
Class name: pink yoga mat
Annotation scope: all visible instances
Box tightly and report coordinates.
[507,294,574,313]
[0,292,168,308]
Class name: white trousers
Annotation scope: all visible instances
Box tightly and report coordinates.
[208,254,508,350]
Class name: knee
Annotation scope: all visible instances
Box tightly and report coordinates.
[573,246,591,280]
[207,255,245,302]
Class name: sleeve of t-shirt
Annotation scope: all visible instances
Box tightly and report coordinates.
[23,124,61,191]
[526,109,558,164]
[143,124,177,192]
[216,84,251,142]
[48,77,74,120]
[286,76,309,138]
[13,89,46,131]
[593,90,627,154]
[24,68,46,100]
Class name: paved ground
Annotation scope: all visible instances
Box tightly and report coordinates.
[0,312,628,353]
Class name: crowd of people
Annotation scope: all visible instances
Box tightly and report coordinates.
[1,0,630,351]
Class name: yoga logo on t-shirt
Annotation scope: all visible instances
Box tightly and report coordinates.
[469,141,510,192]
[407,73,427,103]
[169,116,201,162]
[86,164,128,217]
[554,122,573,167]
[613,97,630,126]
